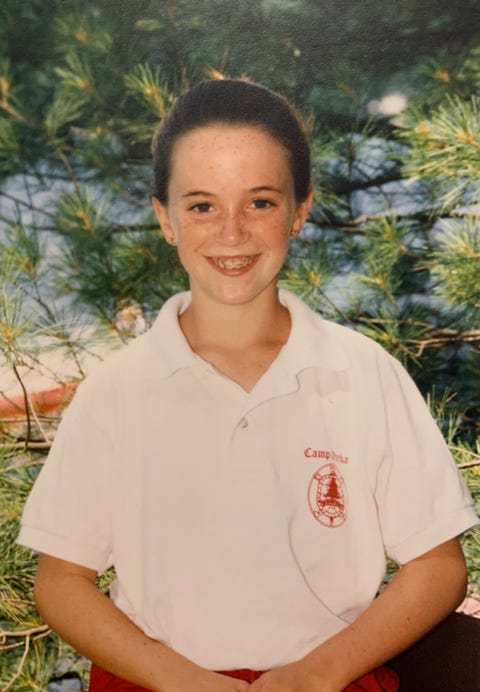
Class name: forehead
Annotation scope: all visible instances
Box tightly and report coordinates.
[168,124,292,189]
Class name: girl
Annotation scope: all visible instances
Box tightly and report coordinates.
[18,80,478,692]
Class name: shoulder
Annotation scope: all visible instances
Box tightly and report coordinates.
[77,330,151,398]
[280,288,394,374]
[72,292,192,406]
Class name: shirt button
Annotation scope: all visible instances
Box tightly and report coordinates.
[239,417,248,429]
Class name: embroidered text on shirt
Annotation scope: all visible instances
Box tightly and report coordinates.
[304,448,349,464]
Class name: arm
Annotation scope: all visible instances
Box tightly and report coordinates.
[251,537,468,692]
[34,554,248,692]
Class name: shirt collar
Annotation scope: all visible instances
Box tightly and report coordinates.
[277,289,349,374]
[146,289,349,380]
[147,292,202,378]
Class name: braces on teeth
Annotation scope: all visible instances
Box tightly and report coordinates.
[214,256,254,269]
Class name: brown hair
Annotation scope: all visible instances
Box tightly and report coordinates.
[152,79,311,204]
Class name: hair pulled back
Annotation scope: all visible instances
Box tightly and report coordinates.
[152,79,311,204]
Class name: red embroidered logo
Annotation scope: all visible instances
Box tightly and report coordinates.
[308,463,347,528]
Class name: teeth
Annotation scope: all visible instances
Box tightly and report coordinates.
[213,256,254,269]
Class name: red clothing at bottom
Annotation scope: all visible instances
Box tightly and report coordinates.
[89,662,399,691]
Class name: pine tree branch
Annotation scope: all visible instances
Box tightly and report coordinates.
[1,638,30,692]
[11,365,31,447]
[311,207,480,233]
[330,172,404,196]
[356,318,480,352]
[0,624,50,642]
[55,147,80,188]
[25,390,53,444]
[8,367,54,445]
[0,626,51,692]
[452,446,480,469]
[413,329,480,356]
[0,99,29,125]
[108,223,159,233]
[457,460,480,469]
[0,441,52,451]
[0,190,57,220]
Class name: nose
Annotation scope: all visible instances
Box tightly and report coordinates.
[215,209,249,245]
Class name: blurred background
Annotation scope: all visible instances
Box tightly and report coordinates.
[0,1,479,689]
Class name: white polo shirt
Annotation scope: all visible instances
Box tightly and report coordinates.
[18,290,478,671]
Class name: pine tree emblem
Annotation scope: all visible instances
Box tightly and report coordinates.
[308,463,347,527]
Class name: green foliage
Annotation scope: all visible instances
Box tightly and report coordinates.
[125,64,173,118]
[429,219,480,318]
[0,118,17,171]
[0,281,33,364]
[0,452,94,690]
[53,8,113,57]
[400,95,480,209]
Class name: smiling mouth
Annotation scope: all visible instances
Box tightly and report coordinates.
[210,255,258,270]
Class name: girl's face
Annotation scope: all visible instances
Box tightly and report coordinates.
[152,124,312,309]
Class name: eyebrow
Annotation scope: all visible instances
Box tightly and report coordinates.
[250,186,283,194]
[181,186,283,198]
[181,191,214,198]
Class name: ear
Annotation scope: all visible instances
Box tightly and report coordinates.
[151,196,177,245]
[291,185,313,237]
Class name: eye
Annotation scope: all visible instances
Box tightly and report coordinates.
[252,198,275,209]
[190,202,212,213]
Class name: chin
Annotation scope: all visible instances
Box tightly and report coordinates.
[213,287,273,307]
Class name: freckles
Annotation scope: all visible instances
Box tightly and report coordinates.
[177,220,211,246]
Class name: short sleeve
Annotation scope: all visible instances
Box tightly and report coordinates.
[374,353,478,565]
[17,381,114,572]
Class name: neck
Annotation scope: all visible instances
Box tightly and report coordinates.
[179,288,290,353]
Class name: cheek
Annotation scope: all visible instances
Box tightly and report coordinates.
[174,222,209,269]
[175,227,197,253]
[263,218,291,246]
[174,218,205,245]
[175,244,200,279]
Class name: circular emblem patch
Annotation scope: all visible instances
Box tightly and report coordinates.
[308,463,347,528]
